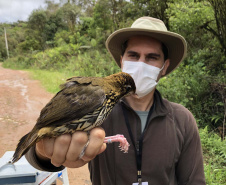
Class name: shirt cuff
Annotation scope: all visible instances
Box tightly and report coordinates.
[25,146,65,172]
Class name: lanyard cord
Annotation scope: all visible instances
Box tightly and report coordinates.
[121,101,155,183]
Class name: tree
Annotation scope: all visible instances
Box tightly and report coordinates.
[60,2,82,33]
[27,10,48,50]
[92,0,113,45]
[164,0,225,132]
[45,11,67,42]
[204,0,226,56]
[0,28,7,60]
[129,0,170,29]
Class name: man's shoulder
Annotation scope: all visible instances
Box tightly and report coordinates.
[162,98,196,125]
[163,98,192,115]
[163,99,198,136]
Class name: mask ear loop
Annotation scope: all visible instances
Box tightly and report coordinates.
[159,62,166,71]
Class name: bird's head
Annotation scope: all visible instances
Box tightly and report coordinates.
[105,72,136,98]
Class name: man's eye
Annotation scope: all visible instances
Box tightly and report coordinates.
[147,56,157,61]
[129,54,138,58]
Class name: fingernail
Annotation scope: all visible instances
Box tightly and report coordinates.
[51,161,61,167]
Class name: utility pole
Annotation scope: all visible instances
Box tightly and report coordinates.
[4,27,9,58]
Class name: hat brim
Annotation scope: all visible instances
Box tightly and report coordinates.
[106,28,187,76]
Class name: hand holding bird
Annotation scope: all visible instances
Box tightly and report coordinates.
[35,127,107,168]
[12,72,136,166]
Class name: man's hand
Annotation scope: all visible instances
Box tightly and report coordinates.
[35,127,106,168]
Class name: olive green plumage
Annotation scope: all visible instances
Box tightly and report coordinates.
[12,72,136,163]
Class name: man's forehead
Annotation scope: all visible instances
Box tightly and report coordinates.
[127,35,162,48]
[125,35,163,54]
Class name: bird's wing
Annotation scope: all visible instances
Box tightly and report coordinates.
[62,76,102,87]
[36,78,106,127]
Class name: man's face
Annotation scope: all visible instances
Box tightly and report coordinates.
[120,36,170,78]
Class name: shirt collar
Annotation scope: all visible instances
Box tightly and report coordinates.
[120,89,168,118]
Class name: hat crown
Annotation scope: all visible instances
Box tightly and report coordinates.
[131,17,168,31]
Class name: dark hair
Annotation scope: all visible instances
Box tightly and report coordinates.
[121,39,169,61]
[161,43,168,61]
[121,40,128,56]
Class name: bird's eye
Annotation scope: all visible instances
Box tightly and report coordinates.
[125,85,132,92]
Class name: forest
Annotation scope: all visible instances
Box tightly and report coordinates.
[0,0,225,184]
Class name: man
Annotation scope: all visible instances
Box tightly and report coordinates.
[26,17,206,184]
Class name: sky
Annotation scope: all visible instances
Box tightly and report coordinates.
[0,0,59,23]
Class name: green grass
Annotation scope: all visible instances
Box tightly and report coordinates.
[200,127,226,184]
[25,69,73,93]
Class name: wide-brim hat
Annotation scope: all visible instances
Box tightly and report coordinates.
[106,17,187,76]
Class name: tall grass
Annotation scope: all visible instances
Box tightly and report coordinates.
[200,127,226,184]
[26,69,73,93]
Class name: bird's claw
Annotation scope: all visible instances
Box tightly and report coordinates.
[104,134,130,153]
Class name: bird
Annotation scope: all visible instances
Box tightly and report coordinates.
[12,72,136,163]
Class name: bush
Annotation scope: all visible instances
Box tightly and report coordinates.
[3,54,35,69]
[3,44,120,78]
[158,61,209,126]
[66,49,120,77]
[200,127,226,184]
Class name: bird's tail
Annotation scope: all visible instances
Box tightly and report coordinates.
[12,131,38,163]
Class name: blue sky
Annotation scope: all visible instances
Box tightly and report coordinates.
[0,0,59,23]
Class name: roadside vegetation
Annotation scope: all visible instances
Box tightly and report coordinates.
[0,0,225,184]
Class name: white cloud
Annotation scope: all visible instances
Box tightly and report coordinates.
[0,0,59,23]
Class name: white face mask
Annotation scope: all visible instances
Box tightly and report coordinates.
[122,61,165,98]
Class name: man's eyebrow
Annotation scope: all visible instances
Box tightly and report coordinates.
[146,53,161,58]
[126,50,161,57]
[126,50,139,55]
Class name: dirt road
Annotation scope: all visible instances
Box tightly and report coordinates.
[0,63,91,185]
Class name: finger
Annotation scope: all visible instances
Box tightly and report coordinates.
[63,144,107,168]
[65,131,89,162]
[51,134,71,167]
[97,143,107,155]
[36,138,54,161]
[63,157,88,168]
[41,137,55,158]
[81,127,106,162]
